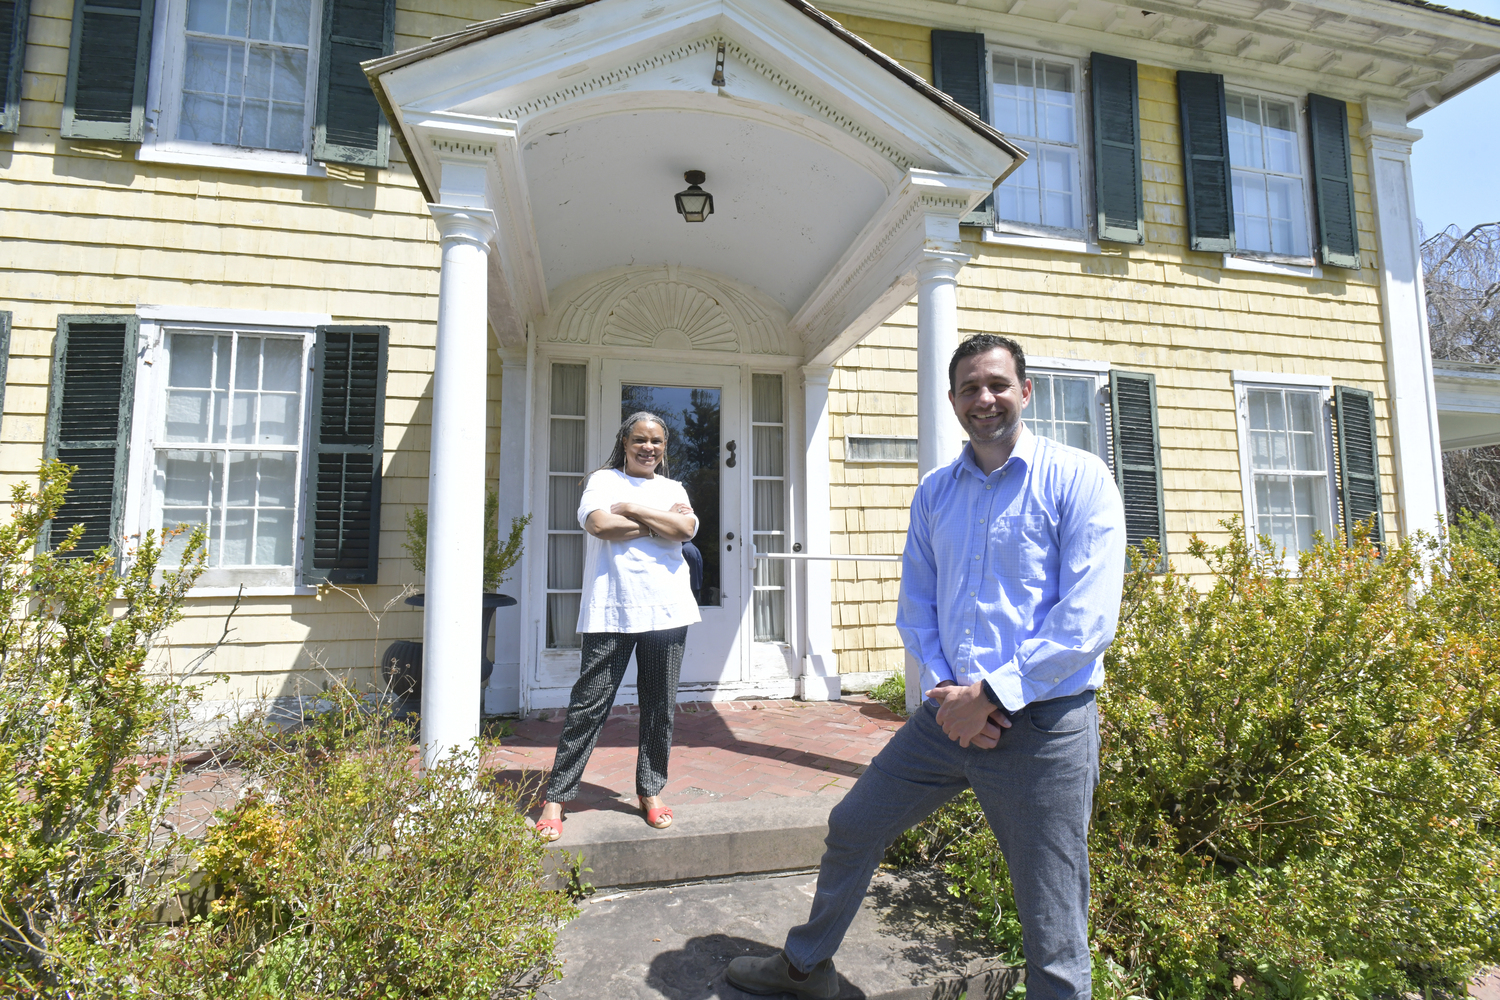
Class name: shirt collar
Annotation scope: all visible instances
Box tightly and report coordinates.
[953,424,1037,480]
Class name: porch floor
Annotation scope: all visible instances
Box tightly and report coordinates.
[489,694,905,817]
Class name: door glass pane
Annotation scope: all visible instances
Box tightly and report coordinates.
[546,364,588,648]
[621,385,721,607]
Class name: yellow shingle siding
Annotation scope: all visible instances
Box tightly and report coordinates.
[0,0,520,699]
[827,59,1397,677]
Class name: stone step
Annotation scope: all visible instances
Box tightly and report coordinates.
[542,790,847,890]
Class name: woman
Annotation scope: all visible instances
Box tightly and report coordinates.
[535,411,701,841]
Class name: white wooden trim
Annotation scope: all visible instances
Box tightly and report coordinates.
[138,305,333,326]
[1232,370,1334,388]
[1028,356,1111,373]
[982,230,1100,255]
[1222,253,1324,279]
[125,314,319,595]
[983,43,1089,242]
[142,0,323,165]
[1231,380,1339,568]
[1221,84,1319,261]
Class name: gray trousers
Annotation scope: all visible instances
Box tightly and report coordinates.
[785,691,1100,1000]
[545,627,688,803]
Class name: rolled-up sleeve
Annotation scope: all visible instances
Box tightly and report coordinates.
[896,480,955,692]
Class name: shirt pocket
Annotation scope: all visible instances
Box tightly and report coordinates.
[991,514,1052,582]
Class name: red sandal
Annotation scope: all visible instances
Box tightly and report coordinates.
[640,796,672,830]
[535,804,564,842]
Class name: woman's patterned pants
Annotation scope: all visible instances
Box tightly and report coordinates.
[544,626,688,802]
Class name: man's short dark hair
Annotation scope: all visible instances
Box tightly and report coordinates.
[949,335,1026,391]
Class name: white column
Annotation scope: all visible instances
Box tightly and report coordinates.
[485,348,529,716]
[798,364,839,701]
[422,204,498,769]
[1361,99,1446,539]
[906,247,969,712]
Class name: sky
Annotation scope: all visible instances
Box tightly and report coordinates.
[1408,0,1500,237]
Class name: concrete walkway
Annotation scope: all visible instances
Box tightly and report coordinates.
[537,869,1018,1000]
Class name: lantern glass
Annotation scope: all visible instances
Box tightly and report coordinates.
[675,184,714,223]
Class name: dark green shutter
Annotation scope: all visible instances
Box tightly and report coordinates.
[1176,70,1234,253]
[932,29,994,227]
[1110,370,1167,563]
[1334,385,1383,551]
[1308,94,1361,270]
[44,316,137,556]
[1,0,30,133]
[61,0,153,141]
[314,0,394,167]
[305,325,387,584]
[1091,52,1143,245]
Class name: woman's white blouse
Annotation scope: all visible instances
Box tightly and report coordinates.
[575,468,702,634]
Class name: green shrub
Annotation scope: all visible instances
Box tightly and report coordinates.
[0,461,209,995]
[0,462,572,998]
[886,524,1500,1000]
[157,684,576,999]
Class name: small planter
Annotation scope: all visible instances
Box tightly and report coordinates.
[382,592,517,698]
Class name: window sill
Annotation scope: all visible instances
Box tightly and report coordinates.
[1222,254,1323,279]
[981,229,1098,256]
[187,585,322,598]
[136,140,328,178]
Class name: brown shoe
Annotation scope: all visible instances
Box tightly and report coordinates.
[725,951,838,999]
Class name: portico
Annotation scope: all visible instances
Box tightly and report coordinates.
[362,0,1020,763]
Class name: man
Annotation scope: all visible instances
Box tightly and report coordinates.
[726,335,1127,1000]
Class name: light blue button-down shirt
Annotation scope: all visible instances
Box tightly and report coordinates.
[896,426,1128,712]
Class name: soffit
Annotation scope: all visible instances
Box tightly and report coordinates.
[820,0,1500,118]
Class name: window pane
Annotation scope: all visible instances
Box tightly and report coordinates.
[547,593,581,649]
[1264,100,1298,173]
[234,336,260,389]
[255,508,292,565]
[1265,175,1308,256]
[1227,94,1265,169]
[165,389,213,443]
[551,364,586,416]
[997,142,1041,225]
[261,337,301,391]
[753,425,784,478]
[752,373,783,423]
[549,420,586,474]
[1032,373,1053,423]
[1039,63,1074,143]
[272,0,310,44]
[548,475,584,529]
[1061,376,1091,423]
[257,393,297,445]
[754,589,785,643]
[547,533,584,591]
[1040,147,1077,230]
[753,480,785,533]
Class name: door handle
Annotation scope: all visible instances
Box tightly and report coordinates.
[724,440,737,468]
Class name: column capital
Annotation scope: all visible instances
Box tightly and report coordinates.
[1360,98,1422,157]
[801,363,833,389]
[916,247,971,282]
[428,204,497,249]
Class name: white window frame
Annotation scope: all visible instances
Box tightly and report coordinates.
[1223,86,1319,267]
[1025,356,1111,464]
[985,45,1091,245]
[124,305,328,596]
[139,0,328,177]
[1231,371,1339,565]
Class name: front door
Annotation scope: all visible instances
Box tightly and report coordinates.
[602,360,745,691]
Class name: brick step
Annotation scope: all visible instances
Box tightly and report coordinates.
[541,790,848,890]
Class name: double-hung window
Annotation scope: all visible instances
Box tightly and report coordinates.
[112,308,387,592]
[156,327,310,576]
[1234,374,1336,557]
[1025,359,1109,461]
[991,51,1085,238]
[1226,92,1313,260]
